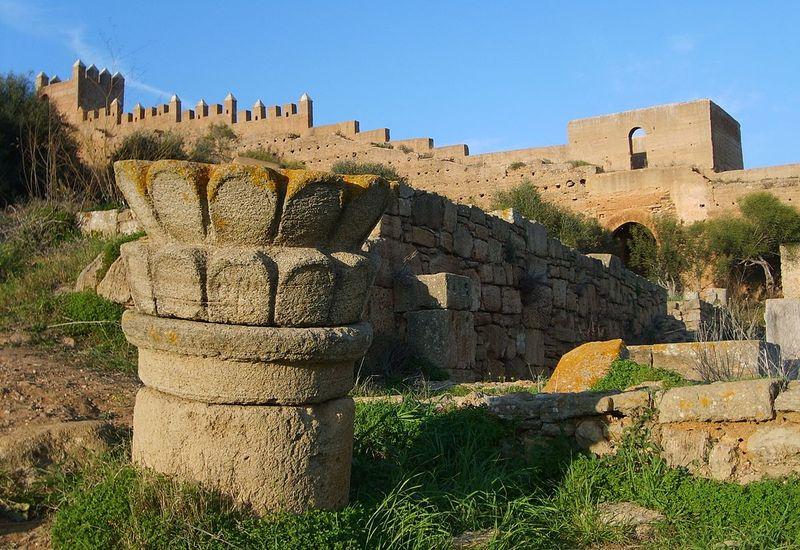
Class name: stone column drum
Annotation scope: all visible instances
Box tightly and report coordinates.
[113,160,389,513]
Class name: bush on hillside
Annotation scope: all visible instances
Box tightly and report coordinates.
[0,73,86,204]
[331,160,405,183]
[492,180,611,253]
[239,147,307,169]
[110,130,188,163]
[189,123,238,164]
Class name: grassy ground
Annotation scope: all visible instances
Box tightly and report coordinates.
[5,201,800,548]
[2,398,796,549]
[0,201,136,373]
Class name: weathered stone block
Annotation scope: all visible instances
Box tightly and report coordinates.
[97,256,131,304]
[121,240,155,315]
[274,249,335,326]
[416,273,475,311]
[207,248,277,326]
[132,388,354,513]
[781,244,800,299]
[658,379,778,423]
[627,340,782,381]
[406,309,475,373]
[152,244,206,320]
[208,163,282,245]
[149,161,210,243]
[660,426,710,469]
[766,298,800,364]
[330,252,379,325]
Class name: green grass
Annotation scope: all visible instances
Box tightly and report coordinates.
[11,397,800,549]
[0,201,136,372]
[590,359,688,392]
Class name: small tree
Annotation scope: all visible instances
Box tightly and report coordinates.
[0,72,85,204]
[701,192,800,292]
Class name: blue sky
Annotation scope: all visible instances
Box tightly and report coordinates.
[1,1,798,168]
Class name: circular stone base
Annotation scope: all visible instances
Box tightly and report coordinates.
[132,388,354,514]
[122,310,371,404]
[138,348,353,404]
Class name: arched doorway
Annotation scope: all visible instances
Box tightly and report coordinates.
[612,221,657,276]
[629,127,647,169]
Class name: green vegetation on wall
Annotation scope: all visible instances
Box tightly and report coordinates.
[492,180,611,253]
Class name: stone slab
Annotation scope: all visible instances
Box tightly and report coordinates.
[658,379,778,423]
[543,339,627,393]
[766,298,800,363]
[627,340,781,381]
[121,310,373,363]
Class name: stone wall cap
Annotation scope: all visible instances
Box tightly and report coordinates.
[658,379,779,423]
[122,310,373,362]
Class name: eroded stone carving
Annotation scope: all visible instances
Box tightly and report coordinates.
[114,159,389,513]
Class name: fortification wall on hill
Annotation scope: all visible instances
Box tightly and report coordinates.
[37,62,800,234]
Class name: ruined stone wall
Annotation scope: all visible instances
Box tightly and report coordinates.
[364,187,668,381]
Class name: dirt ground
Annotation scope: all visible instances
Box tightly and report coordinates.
[0,337,139,549]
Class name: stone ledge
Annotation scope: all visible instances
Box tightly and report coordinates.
[658,379,779,423]
[121,310,373,363]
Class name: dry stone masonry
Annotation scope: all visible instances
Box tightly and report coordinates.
[114,159,389,513]
[367,187,669,380]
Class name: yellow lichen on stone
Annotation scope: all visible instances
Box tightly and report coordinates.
[341,174,380,201]
[115,160,152,197]
[543,339,627,393]
[207,163,286,201]
[282,169,344,201]
[146,160,213,196]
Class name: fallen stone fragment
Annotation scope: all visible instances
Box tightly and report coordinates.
[543,339,627,393]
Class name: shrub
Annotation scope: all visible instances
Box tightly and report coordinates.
[398,145,413,154]
[492,180,611,252]
[189,123,238,164]
[372,142,393,149]
[507,161,526,171]
[0,73,87,204]
[239,147,281,164]
[331,160,404,183]
[0,201,77,282]
[110,130,187,163]
[239,147,307,169]
[590,359,687,391]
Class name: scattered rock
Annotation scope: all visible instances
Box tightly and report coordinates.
[451,529,497,549]
[74,253,104,292]
[774,380,800,412]
[96,256,131,304]
[597,501,664,539]
[0,332,32,347]
[543,339,627,393]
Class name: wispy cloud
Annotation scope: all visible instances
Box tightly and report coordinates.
[0,0,172,102]
[669,35,696,54]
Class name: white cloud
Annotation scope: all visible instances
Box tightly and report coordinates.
[0,0,172,102]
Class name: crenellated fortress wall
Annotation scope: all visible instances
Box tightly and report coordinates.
[37,61,800,242]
